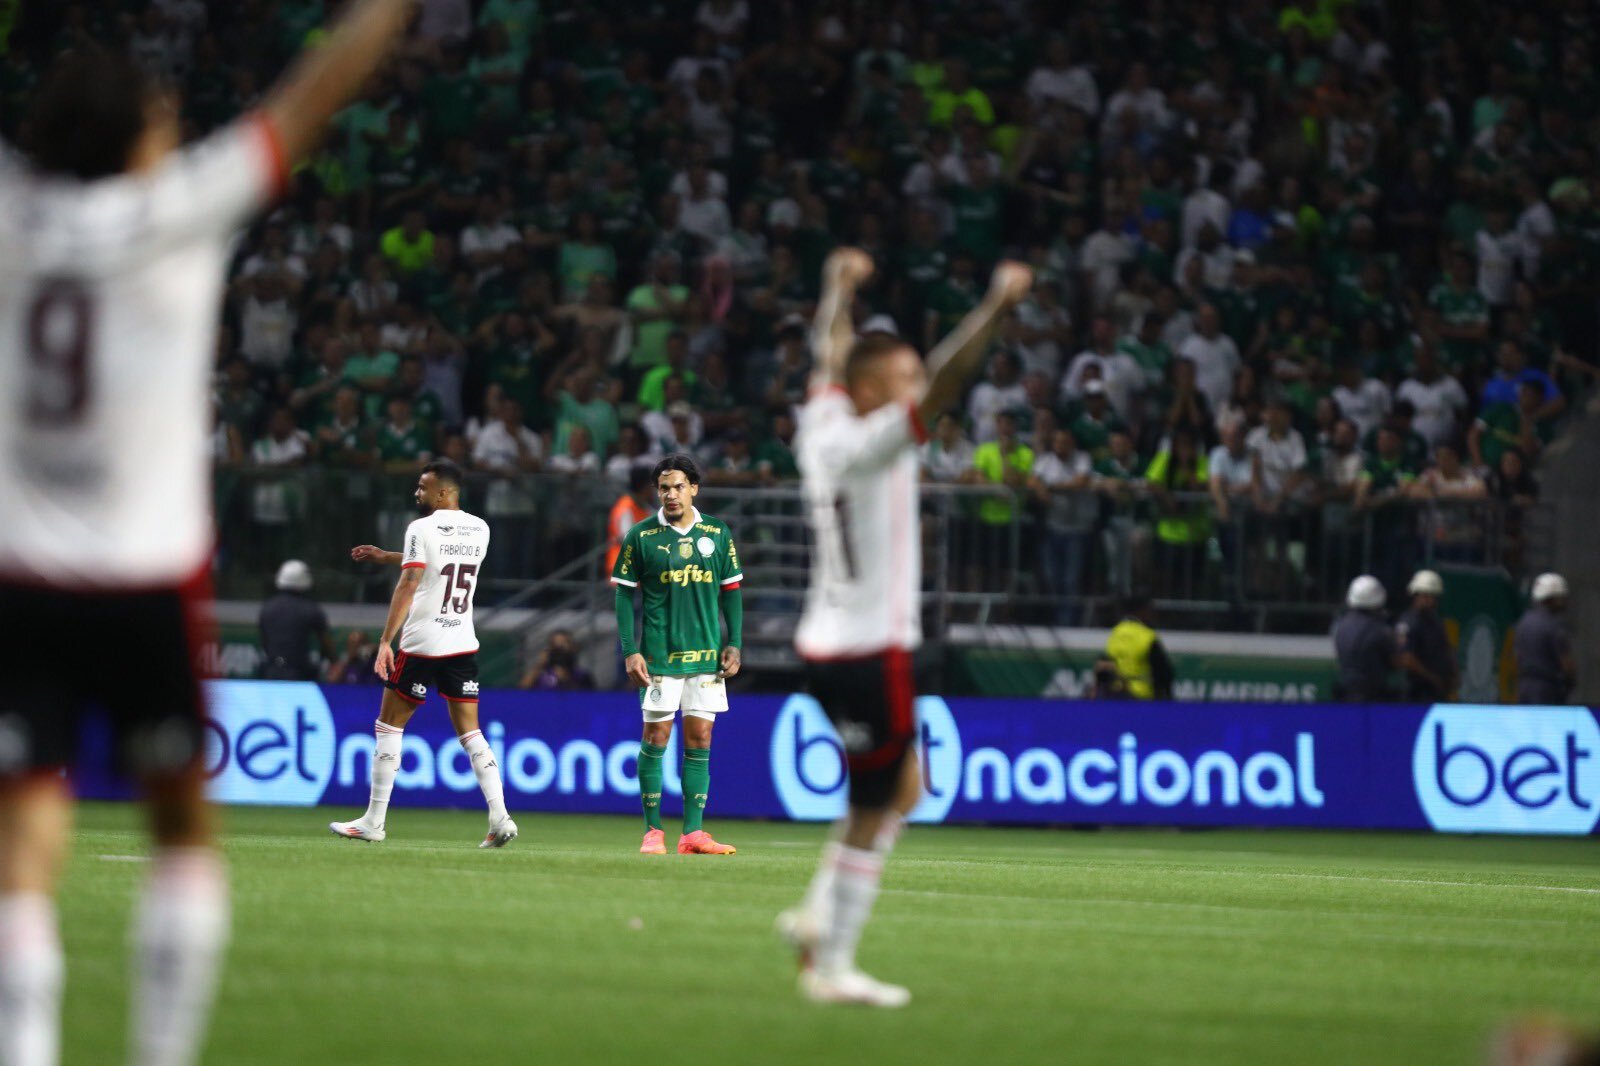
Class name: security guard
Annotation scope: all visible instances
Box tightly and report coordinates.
[1105,596,1175,700]
[1514,572,1576,704]
[1396,570,1457,702]
[1333,575,1401,702]
[258,559,334,681]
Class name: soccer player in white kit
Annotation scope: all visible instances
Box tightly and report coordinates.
[331,460,516,847]
[0,4,421,1065]
[777,249,1032,1006]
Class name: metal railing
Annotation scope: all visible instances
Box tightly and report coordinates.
[214,468,1536,659]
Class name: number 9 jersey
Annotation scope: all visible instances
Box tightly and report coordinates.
[400,509,491,657]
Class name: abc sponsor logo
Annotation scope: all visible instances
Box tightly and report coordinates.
[1413,704,1600,835]
[202,681,336,806]
[769,695,1325,821]
[769,695,961,823]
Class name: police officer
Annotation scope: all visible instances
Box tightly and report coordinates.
[1105,596,1175,699]
[1514,572,1576,704]
[1396,570,1457,702]
[258,559,334,681]
[1333,575,1401,702]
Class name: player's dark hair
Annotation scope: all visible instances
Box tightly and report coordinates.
[23,50,153,181]
[653,453,701,486]
[846,332,915,385]
[422,458,464,491]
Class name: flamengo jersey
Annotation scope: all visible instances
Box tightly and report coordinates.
[795,388,929,659]
[0,117,286,588]
[611,507,742,677]
[400,509,491,657]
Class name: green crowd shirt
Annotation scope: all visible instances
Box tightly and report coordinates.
[612,508,743,677]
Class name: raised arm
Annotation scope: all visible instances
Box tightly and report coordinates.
[262,0,419,166]
[918,262,1033,428]
[809,248,875,392]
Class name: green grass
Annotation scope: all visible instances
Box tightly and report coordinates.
[58,803,1600,1065]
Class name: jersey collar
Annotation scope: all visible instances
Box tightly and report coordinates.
[657,506,701,535]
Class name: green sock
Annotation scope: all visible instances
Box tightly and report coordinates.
[682,747,710,834]
[638,742,666,831]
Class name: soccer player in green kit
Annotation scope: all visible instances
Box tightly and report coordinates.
[611,455,744,854]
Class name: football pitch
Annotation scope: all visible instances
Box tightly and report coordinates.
[59,804,1599,1065]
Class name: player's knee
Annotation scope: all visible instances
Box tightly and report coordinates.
[846,743,912,811]
[642,721,673,747]
[682,717,714,748]
[142,769,211,848]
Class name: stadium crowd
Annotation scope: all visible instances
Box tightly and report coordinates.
[6,0,1597,604]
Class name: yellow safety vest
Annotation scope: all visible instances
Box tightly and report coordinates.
[1106,619,1158,699]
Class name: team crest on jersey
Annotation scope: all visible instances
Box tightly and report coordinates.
[696,536,715,557]
[678,541,693,559]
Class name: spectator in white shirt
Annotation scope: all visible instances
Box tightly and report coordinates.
[1246,399,1310,504]
[967,349,1029,443]
[1103,61,1169,133]
[1396,344,1469,447]
[1208,418,1256,523]
[1024,35,1100,117]
[548,425,601,476]
[1180,162,1233,250]
[1173,222,1236,291]
[1061,315,1146,420]
[472,397,544,574]
[1474,204,1526,307]
[1030,427,1097,623]
[1079,205,1135,312]
[922,414,977,482]
[1331,359,1393,438]
[460,196,522,282]
[1178,304,1241,410]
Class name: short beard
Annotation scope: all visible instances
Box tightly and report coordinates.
[415,498,434,516]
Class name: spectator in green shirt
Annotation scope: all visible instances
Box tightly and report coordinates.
[557,211,618,302]
[379,209,436,275]
[636,332,698,412]
[1427,248,1490,371]
[1471,381,1555,471]
[927,58,994,127]
[345,322,401,412]
[625,253,690,373]
[755,407,799,482]
[374,397,433,473]
[552,365,620,458]
[312,385,371,468]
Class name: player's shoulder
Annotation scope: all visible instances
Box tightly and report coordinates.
[626,514,665,539]
[692,512,734,538]
[452,509,490,535]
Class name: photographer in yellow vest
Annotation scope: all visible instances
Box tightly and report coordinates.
[1105,596,1175,700]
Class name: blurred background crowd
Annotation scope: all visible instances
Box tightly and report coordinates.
[4,0,1598,614]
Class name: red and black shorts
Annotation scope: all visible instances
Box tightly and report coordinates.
[802,648,917,809]
[0,573,210,780]
[387,650,480,705]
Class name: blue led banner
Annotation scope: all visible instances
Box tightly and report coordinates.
[75,683,1600,835]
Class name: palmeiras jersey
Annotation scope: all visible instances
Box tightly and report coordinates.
[611,507,742,677]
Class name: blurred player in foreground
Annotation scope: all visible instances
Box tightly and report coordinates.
[332,460,514,848]
[777,249,1032,1006]
[0,3,421,1064]
[612,455,744,855]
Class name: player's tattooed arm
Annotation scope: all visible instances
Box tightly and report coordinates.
[351,545,402,566]
[918,261,1033,428]
[373,566,423,679]
[810,248,875,391]
[262,0,420,166]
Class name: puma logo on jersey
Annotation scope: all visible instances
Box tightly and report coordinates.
[462,680,480,695]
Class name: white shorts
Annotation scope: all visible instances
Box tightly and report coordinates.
[640,674,729,723]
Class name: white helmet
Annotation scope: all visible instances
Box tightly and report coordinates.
[1346,575,1387,610]
[1532,572,1569,603]
[1407,570,1444,596]
[275,559,313,593]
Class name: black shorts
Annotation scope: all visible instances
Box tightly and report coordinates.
[803,648,917,809]
[387,650,481,705]
[0,574,209,779]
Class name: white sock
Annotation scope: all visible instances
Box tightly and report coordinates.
[132,849,229,1066]
[0,893,63,1066]
[459,729,508,823]
[815,845,884,977]
[362,721,403,827]
[800,840,843,926]
[873,811,906,855]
